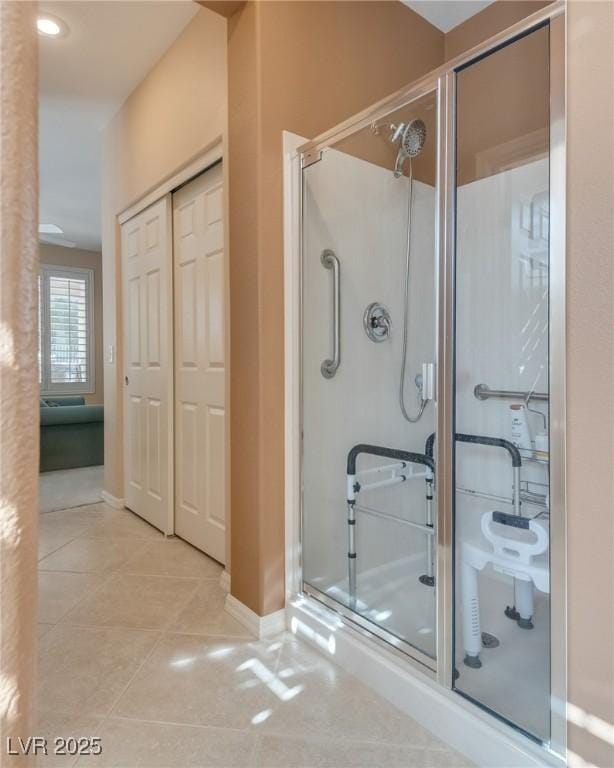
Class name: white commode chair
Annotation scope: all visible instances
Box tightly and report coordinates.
[461,509,550,669]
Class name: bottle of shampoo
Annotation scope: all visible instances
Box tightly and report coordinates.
[509,404,532,450]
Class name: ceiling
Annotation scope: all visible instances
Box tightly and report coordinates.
[39,1,199,251]
[40,0,494,251]
[402,1,496,33]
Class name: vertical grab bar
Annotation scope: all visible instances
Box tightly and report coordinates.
[320,249,340,378]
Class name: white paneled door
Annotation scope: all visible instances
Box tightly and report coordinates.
[173,163,226,563]
[121,196,174,533]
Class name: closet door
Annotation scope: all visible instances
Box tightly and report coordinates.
[173,163,226,563]
[121,195,174,533]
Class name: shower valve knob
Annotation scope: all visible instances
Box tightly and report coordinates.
[363,303,392,343]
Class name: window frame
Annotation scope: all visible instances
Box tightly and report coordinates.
[39,264,95,396]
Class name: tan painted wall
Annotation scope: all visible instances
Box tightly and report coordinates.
[0,1,39,757]
[101,7,228,519]
[39,244,104,405]
[566,3,614,764]
[227,1,444,615]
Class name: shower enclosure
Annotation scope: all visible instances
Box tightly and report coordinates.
[295,3,565,758]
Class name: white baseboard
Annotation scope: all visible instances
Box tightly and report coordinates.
[101,490,125,510]
[219,570,231,593]
[225,594,286,639]
[287,597,563,768]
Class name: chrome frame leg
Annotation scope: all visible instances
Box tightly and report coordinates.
[348,501,357,610]
[419,473,435,587]
[461,560,482,669]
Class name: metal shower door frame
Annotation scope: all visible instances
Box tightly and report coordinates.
[300,78,444,677]
[296,1,566,758]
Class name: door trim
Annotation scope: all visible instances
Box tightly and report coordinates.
[118,139,224,225]
[283,131,304,605]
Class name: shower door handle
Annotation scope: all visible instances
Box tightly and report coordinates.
[320,249,340,379]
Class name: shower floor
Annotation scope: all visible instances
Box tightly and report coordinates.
[317,556,550,742]
[319,554,438,658]
[454,569,550,743]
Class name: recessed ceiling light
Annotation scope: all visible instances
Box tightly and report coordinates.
[39,223,64,234]
[36,15,67,37]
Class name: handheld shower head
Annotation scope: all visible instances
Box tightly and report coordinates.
[392,119,427,177]
[399,119,427,158]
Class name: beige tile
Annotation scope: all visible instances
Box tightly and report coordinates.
[169,580,252,637]
[38,571,106,625]
[38,537,148,574]
[113,633,283,729]
[39,525,84,560]
[38,625,159,717]
[38,623,54,639]
[75,718,257,768]
[253,734,427,767]
[61,573,200,630]
[120,538,222,579]
[42,505,106,526]
[40,506,108,537]
[270,632,333,675]
[84,507,163,540]
[33,711,102,768]
[256,635,438,748]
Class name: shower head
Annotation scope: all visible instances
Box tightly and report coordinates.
[391,119,427,177]
[399,119,426,158]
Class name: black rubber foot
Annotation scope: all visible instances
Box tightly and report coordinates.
[464,654,482,669]
[517,617,534,630]
[453,667,460,682]
[481,632,500,649]
[505,605,520,621]
[419,574,435,587]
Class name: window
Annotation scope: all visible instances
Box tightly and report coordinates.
[39,265,94,395]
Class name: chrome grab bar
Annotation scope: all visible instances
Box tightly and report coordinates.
[320,249,340,378]
[474,383,549,402]
[425,431,522,516]
[354,504,435,535]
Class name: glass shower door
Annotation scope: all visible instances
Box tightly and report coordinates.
[452,25,552,742]
[301,91,439,665]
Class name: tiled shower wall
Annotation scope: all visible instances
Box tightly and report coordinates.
[301,148,549,599]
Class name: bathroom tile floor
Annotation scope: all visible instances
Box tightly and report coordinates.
[37,502,471,767]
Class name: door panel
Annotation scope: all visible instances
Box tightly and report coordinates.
[452,26,551,742]
[301,91,438,663]
[122,196,173,533]
[173,163,226,563]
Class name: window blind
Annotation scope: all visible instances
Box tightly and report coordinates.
[39,266,94,394]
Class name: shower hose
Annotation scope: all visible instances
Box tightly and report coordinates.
[399,159,427,424]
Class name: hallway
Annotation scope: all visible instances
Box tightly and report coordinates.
[37,503,468,767]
